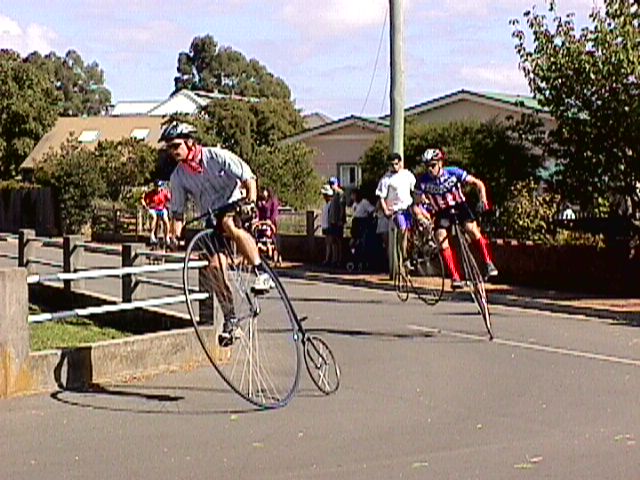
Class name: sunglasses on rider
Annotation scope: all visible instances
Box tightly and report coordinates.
[427,162,439,169]
[167,141,183,150]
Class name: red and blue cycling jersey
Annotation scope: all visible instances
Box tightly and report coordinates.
[417,167,468,212]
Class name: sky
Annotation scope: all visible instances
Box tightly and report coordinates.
[1,0,604,119]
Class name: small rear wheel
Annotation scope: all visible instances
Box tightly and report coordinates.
[304,335,340,395]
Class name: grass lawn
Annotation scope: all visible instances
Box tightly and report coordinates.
[29,317,131,351]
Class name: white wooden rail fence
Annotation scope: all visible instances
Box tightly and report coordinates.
[0,229,208,324]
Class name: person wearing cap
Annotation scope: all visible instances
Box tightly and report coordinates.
[141,179,172,245]
[327,177,347,266]
[320,184,335,265]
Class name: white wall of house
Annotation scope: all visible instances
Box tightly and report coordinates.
[147,95,202,116]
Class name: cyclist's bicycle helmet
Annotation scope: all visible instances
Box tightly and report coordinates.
[159,121,197,142]
[421,148,447,163]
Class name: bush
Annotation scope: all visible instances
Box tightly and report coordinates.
[34,140,106,234]
[361,117,545,212]
[34,136,157,234]
[495,180,558,243]
[249,142,322,210]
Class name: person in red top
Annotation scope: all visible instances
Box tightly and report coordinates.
[141,180,172,245]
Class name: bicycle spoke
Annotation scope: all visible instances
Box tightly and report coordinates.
[184,229,300,408]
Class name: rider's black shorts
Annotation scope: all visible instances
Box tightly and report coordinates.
[203,203,243,253]
[434,203,475,231]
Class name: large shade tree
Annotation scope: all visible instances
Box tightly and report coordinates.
[26,49,112,116]
[0,50,60,179]
[511,0,640,215]
[174,35,291,99]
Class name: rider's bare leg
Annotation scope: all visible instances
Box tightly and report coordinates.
[220,215,261,267]
[207,252,235,320]
[149,214,158,243]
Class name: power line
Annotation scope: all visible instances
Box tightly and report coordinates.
[360,7,389,116]
[380,62,390,116]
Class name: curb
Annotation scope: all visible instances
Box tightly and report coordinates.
[12,327,212,398]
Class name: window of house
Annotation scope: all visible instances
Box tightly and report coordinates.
[130,128,150,140]
[338,164,361,188]
[77,130,100,143]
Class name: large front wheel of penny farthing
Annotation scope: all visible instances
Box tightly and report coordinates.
[183,229,301,409]
[457,232,493,340]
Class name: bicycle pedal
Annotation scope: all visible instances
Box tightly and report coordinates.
[298,316,308,323]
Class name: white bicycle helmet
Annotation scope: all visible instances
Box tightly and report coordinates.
[421,148,446,163]
[159,121,197,142]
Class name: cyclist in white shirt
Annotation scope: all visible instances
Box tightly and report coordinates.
[376,152,417,264]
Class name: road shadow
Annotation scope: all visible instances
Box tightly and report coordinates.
[50,348,274,415]
[305,326,435,341]
[49,384,274,416]
[278,267,640,326]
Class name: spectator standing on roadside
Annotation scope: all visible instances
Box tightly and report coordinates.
[375,166,394,253]
[350,187,376,240]
[257,186,280,228]
[320,184,334,265]
[327,176,347,266]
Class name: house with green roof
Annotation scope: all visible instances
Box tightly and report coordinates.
[282,89,555,189]
[401,89,555,131]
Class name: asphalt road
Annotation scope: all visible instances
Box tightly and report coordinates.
[2,275,640,479]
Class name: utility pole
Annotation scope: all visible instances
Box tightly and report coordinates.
[389,0,405,157]
[388,0,405,279]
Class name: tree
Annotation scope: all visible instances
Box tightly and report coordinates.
[511,0,640,214]
[252,98,305,147]
[33,136,157,233]
[171,35,310,204]
[93,138,157,203]
[34,138,107,234]
[174,35,291,99]
[249,143,321,210]
[197,97,305,159]
[200,99,256,158]
[0,50,61,180]
[26,49,112,116]
[360,118,545,210]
